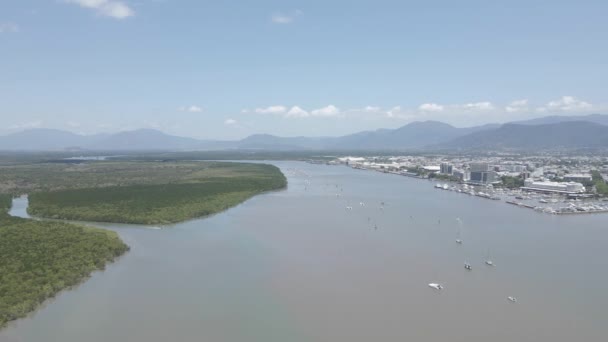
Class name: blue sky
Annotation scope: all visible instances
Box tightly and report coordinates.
[1,0,607,139]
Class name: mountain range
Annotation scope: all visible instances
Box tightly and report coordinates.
[1,114,608,152]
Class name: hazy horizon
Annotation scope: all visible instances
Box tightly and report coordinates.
[2,1,607,140]
[1,113,607,141]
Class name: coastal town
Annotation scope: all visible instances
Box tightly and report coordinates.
[320,155,608,215]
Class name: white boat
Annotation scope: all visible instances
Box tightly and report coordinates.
[456,218,463,244]
[485,249,494,266]
[464,262,472,270]
[507,296,517,303]
[428,283,443,290]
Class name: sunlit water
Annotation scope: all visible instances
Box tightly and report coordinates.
[2,161,607,342]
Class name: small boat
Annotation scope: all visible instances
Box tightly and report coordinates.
[428,283,443,290]
[464,262,472,271]
[507,296,517,303]
[485,249,494,266]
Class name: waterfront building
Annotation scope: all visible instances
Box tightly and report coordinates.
[563,174,593,183]
[440,163,453,175]
[522,179,585,194]
[469,170,497,184]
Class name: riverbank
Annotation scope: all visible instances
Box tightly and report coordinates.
[1,161,287,225]
[0,213,129,329]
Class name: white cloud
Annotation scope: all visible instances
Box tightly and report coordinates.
[224,118,237,125]
[255,105,287,114]
[505,99,529,113]
[418,103,444,112]
[363,106,381,112]
[461,101,494,111]
[540,96,592,112]
[311,105,340,117]
[66,121,81,128]
[9,120,43,130]
[386,106,406,118]
[285,106,309,118]
[64,0,134,19]
[271,10,302,24]
[0,22,19,33]
[179,105,203,113]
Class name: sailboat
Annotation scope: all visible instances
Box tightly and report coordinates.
[485,249,494,266]
[456,218,463,244]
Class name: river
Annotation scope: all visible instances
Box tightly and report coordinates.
[2,161,607,341]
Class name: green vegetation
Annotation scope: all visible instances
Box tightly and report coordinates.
[22,162,286,224]
[0,194,11,212]
[0,214,129,328]
[428,172,461,182]
[500,175,525,189]
[591,170,608,196]
[0,160,285,328]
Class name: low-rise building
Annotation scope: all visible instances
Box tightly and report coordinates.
[563,174,592,183]
[522,179,585,194]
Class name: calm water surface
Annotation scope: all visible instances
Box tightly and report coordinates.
[2,161,607,341]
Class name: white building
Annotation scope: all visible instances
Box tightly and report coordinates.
[563,174,592,183]
[522,179,585,194]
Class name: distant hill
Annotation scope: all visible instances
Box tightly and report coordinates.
[235,121,498,150]
[88,129,206,151]
[0,128,231,151]
[1,114,607,151]
[330,121,497,150]
[236,134,331,150]
[0,129,105,151]
[438,121,608,150]
[512,114,608,126]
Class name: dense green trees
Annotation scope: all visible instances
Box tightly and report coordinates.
[27,163,287,224]
[591,170,608,195]
[0,194,11,211]
[500,175,525,189]
[0,160,285,328]
[0,215,128,328]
